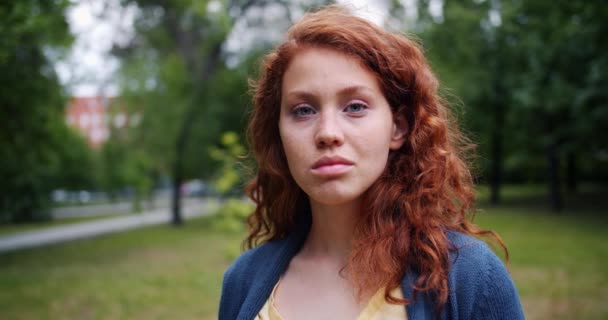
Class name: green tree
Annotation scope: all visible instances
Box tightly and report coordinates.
[209,131,247,195]
[0,1,94,222]
[98,99,153,211]
[412,0,608,211]
[112,0,326,225]
[504,0,608,211]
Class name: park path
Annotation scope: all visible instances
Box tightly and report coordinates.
[50,193,174,219]
[0,198,215,253]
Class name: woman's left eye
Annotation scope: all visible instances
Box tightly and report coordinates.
[344,102,367,113]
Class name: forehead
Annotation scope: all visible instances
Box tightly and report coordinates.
[281,46,382,97]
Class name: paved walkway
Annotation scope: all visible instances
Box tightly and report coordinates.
[51,195,173,219]
[0,199,215,253]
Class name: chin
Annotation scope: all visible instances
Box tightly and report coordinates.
[307,187,363,207]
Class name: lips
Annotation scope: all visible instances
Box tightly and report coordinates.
[311,156,354,176]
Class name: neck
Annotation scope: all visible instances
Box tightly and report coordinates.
[299,198,361,262]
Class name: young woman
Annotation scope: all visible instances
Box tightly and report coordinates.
[219,5,524,320]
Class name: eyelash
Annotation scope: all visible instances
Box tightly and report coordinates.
[344,102,368,114]
[291,101,368,118]
[292,105,316,117]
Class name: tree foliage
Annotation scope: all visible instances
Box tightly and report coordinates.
[0,1,95,222]
[111,0,328,224]
[414,0,608,210]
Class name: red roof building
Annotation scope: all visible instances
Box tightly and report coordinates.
[66,96,141,148]
[65,96,111,148]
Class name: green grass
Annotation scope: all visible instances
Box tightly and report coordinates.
[0,217,240,320]
[0,213,128,237]
[0,185,606,319]
[475,209,608,319]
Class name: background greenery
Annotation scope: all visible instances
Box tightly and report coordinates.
[2,0,606,223]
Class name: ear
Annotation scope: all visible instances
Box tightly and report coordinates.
[389,113,407,150]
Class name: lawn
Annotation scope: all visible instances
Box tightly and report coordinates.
[0,186,606,319]
[0,216,239,320]
[474,185,608,319]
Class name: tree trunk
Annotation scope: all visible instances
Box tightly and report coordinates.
[170,99,198,226]
[547,144,563,212]
[171,159,183,226]
[490,101,504,205]
[566,152,577,193]
[166,0,260,226]
[171,132,185,226]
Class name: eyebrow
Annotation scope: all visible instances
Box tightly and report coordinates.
[284,85,376,101]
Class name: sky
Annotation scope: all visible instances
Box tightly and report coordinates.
[56,0,429,97]
[55,0,136,96]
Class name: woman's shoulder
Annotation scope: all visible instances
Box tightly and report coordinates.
[445,230,507,278]
[220,234,305,320]
[444,230,525,319]
[223,238,290,287]
[446,230,497,262]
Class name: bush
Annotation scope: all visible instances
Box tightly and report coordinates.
[210,198,253,234]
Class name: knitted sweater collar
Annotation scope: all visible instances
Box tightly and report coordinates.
[236,213,434,320]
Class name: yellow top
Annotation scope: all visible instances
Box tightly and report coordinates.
[256,282,407,320]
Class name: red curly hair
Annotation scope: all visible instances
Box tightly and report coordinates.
[245,5,506,314]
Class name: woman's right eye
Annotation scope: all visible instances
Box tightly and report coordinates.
[292,105,316,117]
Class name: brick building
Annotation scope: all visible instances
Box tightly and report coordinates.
[66,96,111,148]
[65,96,139,148]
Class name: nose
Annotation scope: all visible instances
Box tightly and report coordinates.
[314,111,344,148]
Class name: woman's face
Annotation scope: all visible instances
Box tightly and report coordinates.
[279,47,405,207]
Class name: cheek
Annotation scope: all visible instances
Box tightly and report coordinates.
[279,133,314,194]
[358,117,394,152]
[280,134,297,162]
[355,123,394,172]
[362,140,391,172]
[279,123,306,171]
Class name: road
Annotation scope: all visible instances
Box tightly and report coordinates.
[0,199,216,253]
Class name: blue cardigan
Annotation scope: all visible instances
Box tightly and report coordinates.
[219,224,525,320]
